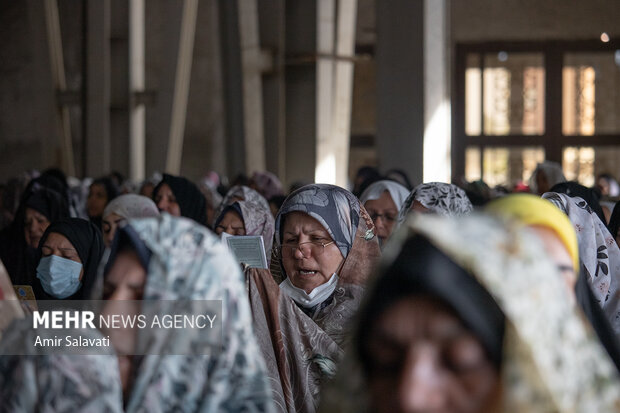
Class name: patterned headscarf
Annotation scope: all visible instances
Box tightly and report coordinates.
[542,192,620,334]
[214,199,275,261]
[251,171,284,200]
[0,322,123,412]
[102,194,159,221]
[359,180,410,210]
[214,186,270,227]
[397,182,473,223]
[320,213,620,412]
[274,184,363,260]
[115,214,273,412]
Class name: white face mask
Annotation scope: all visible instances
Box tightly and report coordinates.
[279,273,339,308]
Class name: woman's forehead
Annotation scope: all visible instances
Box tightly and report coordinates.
[283,211,326,232]
[43,231,74,249]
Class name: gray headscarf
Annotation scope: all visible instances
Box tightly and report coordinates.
[103,194,160,221]
[115,214,275,412]
[397,182,473,224]
[359,180,410,210]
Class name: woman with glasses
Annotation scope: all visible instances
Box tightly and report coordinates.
[359,180,409,246]
[245,184,381,413]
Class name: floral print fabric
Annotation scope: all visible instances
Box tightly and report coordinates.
[0,323,123,413]
[121,214,275,413]
[320,213,620,413]
[397,182,473,224]
[543,192,620,336]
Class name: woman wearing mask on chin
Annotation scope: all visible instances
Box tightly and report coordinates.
[245,184,381,413]
[35,217,104,300]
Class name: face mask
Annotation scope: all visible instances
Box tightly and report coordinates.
[279,273,339,308]
[36,255,83,299]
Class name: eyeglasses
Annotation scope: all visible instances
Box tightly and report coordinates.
[368,212,397,223]
[278,240,335,258]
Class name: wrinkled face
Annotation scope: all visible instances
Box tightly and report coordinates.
[366,296,500,413]
[530,225,576,293]
[281,211,344,293]
[41,232,84,281]
[87,183,108,218]
[154,183,181,216]
[102,212,125,248]
[215,210,246,236]
[24,207,50,249]
[365,191,399,243]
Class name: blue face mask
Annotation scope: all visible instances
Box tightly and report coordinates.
[36,255,83,299]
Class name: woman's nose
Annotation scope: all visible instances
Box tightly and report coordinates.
[398,343,446,412]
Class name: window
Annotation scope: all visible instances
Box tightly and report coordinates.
[454,41,620,188]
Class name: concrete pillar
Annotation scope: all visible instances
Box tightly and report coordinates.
[129,0,145,182]
[257,0,286,181]
[423,0,450,183]
[376,0,424,186]
[284,1,317,187]
[86,0,111,178]
[219,0,247,178]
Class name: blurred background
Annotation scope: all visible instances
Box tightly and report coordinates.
[0,0,618,190]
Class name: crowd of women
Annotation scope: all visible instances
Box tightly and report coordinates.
[2,161,620,412]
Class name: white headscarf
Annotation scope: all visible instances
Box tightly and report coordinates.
[103,194,160,220]
[359,180,410,210]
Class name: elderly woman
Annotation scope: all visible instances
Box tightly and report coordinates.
[213,196,275,263]
[397,182,473,224]
[101,194,159,248]
[0,187,69,287]
[152,173,207,226]
[320,214,620,413]
[245,184,381,413]
[35,218,104,300]
[360,180,409,246]
[102,214,274,412]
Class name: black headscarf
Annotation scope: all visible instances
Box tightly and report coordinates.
[550,181,606,225]
[0,188,70,286]
[90,177,119,205]
[356,234,505,373]
[607,201,620,241]
[25,188,69,222]
[153,174,207,225]
[36,218,104,300]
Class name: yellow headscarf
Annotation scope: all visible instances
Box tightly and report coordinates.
[486,193,579,272]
